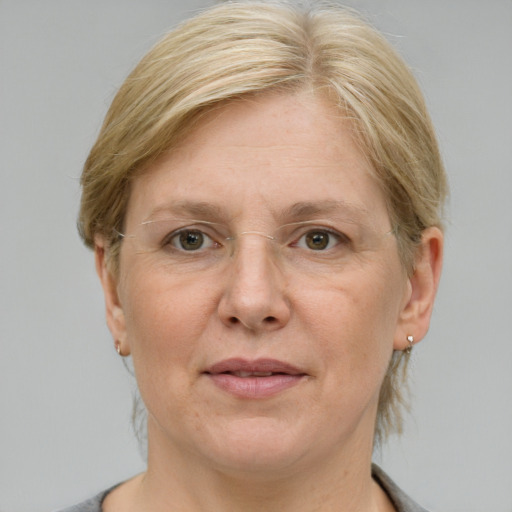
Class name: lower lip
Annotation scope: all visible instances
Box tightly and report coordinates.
[206,373,305,398]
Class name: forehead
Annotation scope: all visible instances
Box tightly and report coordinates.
[126,92,389,228]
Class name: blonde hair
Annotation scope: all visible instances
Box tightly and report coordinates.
[79,1,447,444]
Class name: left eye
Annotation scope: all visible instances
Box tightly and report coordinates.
[169,229,216,251]
[296,230,342,251]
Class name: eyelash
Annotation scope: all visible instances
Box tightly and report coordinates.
[164,229,218,251]
[163,226,350,253]
[292,229,349,251]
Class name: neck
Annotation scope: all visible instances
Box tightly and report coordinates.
[119,420,394,512]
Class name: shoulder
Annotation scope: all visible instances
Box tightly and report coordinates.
[57,469,428,512]
[372,464,430,512]
[54,485,117,512]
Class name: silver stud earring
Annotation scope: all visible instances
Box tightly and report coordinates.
[405,335,414,354]
[115,340,122,356]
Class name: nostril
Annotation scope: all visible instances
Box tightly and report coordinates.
[226,316,277,327]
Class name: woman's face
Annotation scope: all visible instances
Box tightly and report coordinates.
[102,93,416,474]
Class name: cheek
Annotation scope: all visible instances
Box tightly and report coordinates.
[119,268,218,384]
[296,263,405,380]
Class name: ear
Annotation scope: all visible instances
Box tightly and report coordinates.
[394,227,444,350]
[94,237,129,356]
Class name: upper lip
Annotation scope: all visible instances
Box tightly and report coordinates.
[204,358,306,376]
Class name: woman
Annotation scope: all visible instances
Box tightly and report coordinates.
[62,2,446,511]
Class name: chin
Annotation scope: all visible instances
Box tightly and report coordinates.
[196,417,312,476]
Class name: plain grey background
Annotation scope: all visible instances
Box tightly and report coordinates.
[1,1,511,511]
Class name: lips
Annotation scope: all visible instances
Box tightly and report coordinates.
[204,358,307,398]
[206,358,305,376]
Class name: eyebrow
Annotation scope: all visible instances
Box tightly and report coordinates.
[144,201,226,223]
[278,200,370,222]
[144,199,372,226]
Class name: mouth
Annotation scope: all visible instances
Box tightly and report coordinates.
[223,371,283,377]
[205,358,306,377]
[204,358,307,398]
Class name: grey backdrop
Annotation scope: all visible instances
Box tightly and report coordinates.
[1,1,511,511]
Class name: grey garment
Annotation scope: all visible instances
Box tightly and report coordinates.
[372,465,429,512]
[56,464,428,512]
[54,483,118,512]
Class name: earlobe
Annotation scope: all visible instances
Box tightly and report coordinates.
[94,238,130,356]
[394,227,444,351]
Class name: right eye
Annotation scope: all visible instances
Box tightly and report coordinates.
[168,229,216,251]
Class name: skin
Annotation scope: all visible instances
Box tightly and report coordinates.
[96,92,443,512]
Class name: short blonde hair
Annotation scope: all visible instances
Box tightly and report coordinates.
[79,1,447,444]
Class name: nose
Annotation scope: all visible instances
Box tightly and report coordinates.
[217,235,291,332]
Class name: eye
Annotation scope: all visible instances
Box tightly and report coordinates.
[296,229,344,251]
[168,229,216,251]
